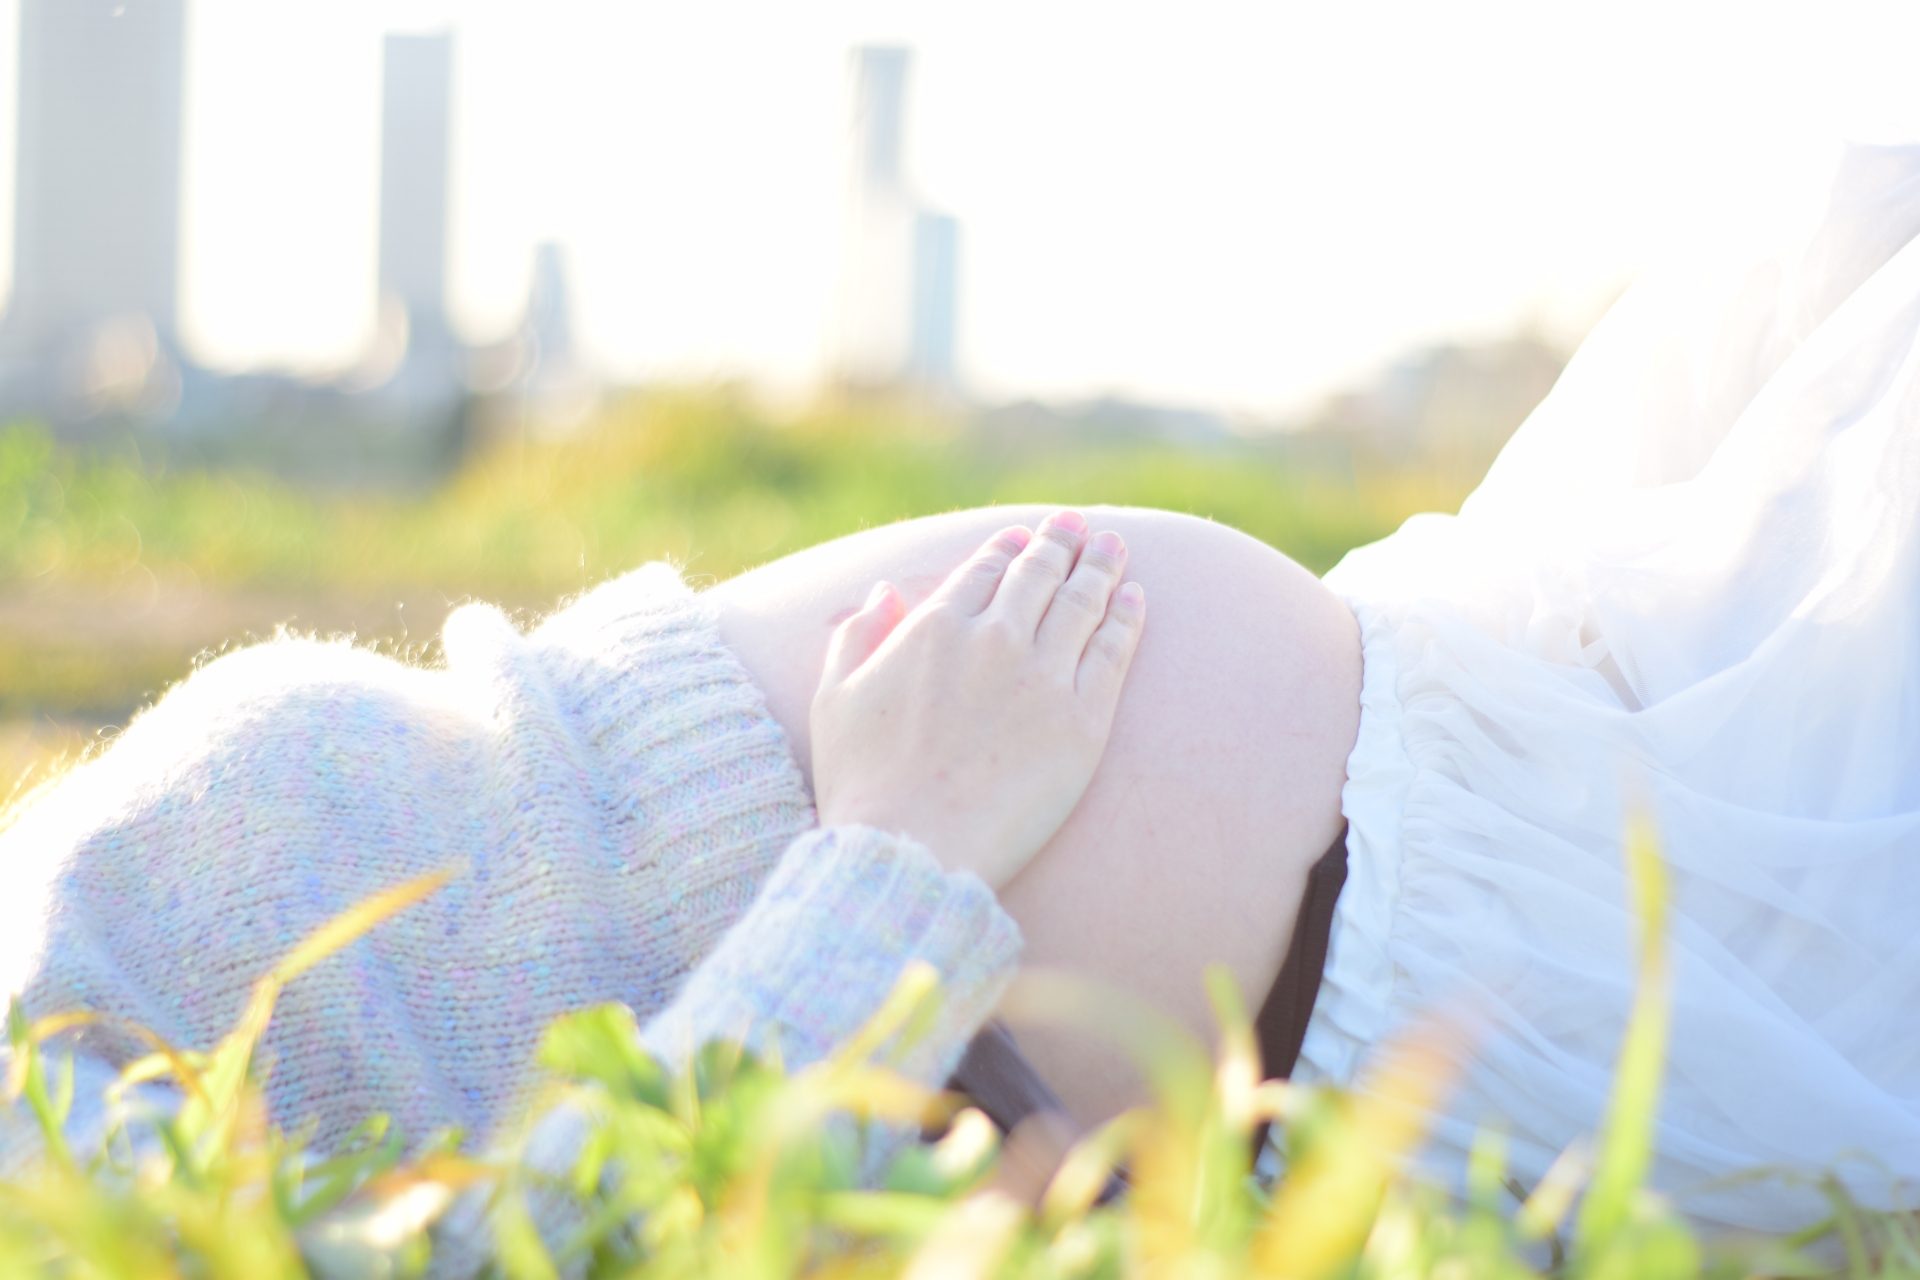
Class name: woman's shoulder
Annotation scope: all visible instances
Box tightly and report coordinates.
[3,635,468,856]
[125,633,464,754]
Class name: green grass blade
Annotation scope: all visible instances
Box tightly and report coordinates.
[5,996,73,1173]
[1574,809,1673,1258]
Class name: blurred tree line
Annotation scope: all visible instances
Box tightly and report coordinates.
[0,331,1564,749]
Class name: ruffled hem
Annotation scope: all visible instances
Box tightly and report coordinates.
[1275,145,1920,1227]
[1293,595,1411,1089]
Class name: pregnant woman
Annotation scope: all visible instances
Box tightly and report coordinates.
[719,142,1920,1230]
[8,139,1920,1234]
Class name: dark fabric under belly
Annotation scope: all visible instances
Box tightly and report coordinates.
[945,825,1351,1135]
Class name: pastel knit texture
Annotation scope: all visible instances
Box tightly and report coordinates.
[0,563,1022,1168]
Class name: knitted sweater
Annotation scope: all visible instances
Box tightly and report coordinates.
[0,563,1022,1168]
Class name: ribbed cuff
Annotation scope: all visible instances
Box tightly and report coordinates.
[525,563,820,978]
[639,825,1023,1088]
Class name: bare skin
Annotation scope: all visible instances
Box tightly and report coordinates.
[708,505,1362,1125]
[812,515,1148,885]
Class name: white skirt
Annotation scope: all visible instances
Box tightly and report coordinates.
[1298,142,1920,1230]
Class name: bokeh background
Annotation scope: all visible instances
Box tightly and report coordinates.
[3,0,1916,793]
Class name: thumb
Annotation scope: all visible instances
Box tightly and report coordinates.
[821,580,906,687]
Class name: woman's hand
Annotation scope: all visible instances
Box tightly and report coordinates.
[810,510,1147,889]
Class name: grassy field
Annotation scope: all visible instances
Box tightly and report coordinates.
[4,820,1909,1278]
[0,390,1472,593]
[0,389,1480,787]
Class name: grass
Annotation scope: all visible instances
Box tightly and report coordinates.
[1,819,1907,1278]
[0,390,1473,730]
[0,390,1471,594]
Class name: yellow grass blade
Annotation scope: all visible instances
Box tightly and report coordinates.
[186,864,463,1162]
[11,1011,214,1112]
[929,1107,999,1184]
[1040,1109,1147,1231]
[1246,1080,1299,1128]
[5,1010,99,1104]
[812,1066,944,1127]
[23,1011,97,1044]
[270,863,464,987]
[1206,964,1263,1133]
[1251,1025,1458,1279]
[117,1052,191,1089]
[1516,1137,1591,1241]
[900,1190,1027,1280]
[816,1190,951,1240]
[1574,809,1672,1253]
[828,960,941,1072]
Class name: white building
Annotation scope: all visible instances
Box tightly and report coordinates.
[909,211,959,385]
[374,31,461,405]
[508,241,598,438]
[0,0,186,422]
[833,46,960,391]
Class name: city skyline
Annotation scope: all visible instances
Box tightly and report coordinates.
[3,0,182,356]
[0,3,478,441]
[0,1,1909,415]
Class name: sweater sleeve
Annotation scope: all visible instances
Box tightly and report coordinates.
[426,824,1023,1278]
[10,821,1022,1280]
[638,824,1023,1086]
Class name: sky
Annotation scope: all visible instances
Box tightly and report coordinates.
[1,0,1916,416]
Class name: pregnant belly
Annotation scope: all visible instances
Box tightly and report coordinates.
[707,504,1361,1125]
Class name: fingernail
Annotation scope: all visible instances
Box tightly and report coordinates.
[1003,526,1032,550]
[1050,510,1088,535]
[1119,582,1144,607]
[1089,530,1124,557]
[865,581,892,609]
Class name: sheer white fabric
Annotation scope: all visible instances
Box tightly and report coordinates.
[1304,143,1920,1229]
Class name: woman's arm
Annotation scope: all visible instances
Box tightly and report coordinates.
[458,517,1146,1266]
[637,512,1145,1083]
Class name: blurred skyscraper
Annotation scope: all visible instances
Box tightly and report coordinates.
[464,239,598,444]
[852,46,909,192]
[0,10,471,478]
[0,0,186,422]
[509,241,597,438]
[525,242,575,362]
[374,31,460,402]
[909,212,958,384]
[834,46,960,391]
